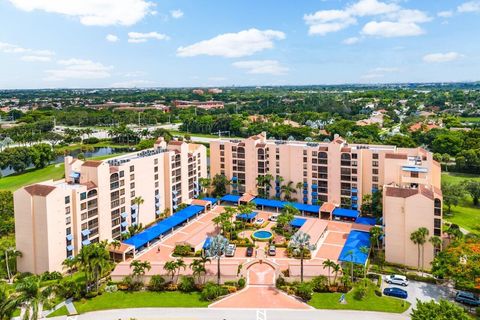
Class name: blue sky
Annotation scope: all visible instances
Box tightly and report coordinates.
[0,0,479,89]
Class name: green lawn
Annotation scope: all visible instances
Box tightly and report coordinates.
[73,291,209,314]
[308,286,410,313]
[46,306,69,318]
[459,117,480,123]
[0,153,127,192]
[441,172,480,234]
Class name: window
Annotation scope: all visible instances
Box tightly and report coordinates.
[129,165,134,172]
[130,174,135,180]
[154,174,158,180]
[411,172,419,178]
[220,144,224,150]
[372,176,379,182]
[154,159,158,165]
[65,196,70,204]
[372,168,378,175]
[373,153,379,159]
[434,219,441,229]
[81,203,87,210]
[131,191,135,197]
[130,182,135,189]
[352,153,357,159]
[80,192,86,200]
[372,161,379,167]
[119,171,124,178]
[66,216,71,224]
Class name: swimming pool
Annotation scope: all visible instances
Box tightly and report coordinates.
[252,230,273,241]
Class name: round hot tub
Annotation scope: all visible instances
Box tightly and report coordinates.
[252,230,274,241]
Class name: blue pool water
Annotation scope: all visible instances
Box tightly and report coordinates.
[253,230,273,239]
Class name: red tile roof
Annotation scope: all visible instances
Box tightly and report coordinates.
[320,202,336,213]
[24,184,56,196]
[240,193,256,203]
[82,160,103,167]
[385,187,418,198]
[385,153,408,160]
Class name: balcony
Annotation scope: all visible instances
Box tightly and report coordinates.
[401,175,429,185]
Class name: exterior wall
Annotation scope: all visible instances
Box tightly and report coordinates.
[14,140,207,273]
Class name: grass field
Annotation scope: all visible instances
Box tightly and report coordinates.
[308,285,410,313]
[46,306,69,318]
[459,117,480,123]
[442,172,480,234]
[0,153,127,192]
[73,291,209,313]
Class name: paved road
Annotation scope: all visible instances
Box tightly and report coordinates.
[49,307,409,320]
[382,278,454,310]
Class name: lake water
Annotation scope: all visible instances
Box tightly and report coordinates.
[1,147,133,177]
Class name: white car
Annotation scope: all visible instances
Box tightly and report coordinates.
[225,244,236,257]
[385,274,409,286]
[255,218,265,225]
[269,215,278,222]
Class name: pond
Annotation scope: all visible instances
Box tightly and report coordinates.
[0,147,134,177]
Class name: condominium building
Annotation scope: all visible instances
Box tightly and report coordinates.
[14,138,207,274]
[210,132,442,268]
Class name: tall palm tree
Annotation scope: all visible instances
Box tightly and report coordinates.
[163,260,177,282]
[289,231,316,283]
[175,259,187,284]
[280,181,296,201]
[417,227,429,273]
[296,182,304,202]
[61,258,76,278]
[359,246,370,280]
[73,241,112,293]
[206,235,229,285]
[332,262,341,286]
[199,178,211,197]
[130,260,151,283]
[15,276,53,320]
[346,249,355,282]
[410,230,422,272]
[322,259,335,286]
[369,226,383,255]
[132,196,144,224]
[189,258,210,284]
[0,247,22,283]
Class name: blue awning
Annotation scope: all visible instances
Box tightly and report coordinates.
[203,237,212,250]
[81,229,90,236]
[220,194,241,203]
[355,217,377,226]
[338,230,371,265]
[123,205,205,250]
[291,202,321,214]
[290,218,307,228]
[69,171,80,179]
[202,197,219,205]
[121,221,128,227]
[252,198,321,214]
[82,239,91,246]
[121,212,128,218]
[66,245,74,251]
[66,234,73,241]
[236,212,258,220]
[333,208,360,219]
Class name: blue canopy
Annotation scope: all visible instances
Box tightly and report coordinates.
[355,217,377,226]
[203,237,212,250]
[202,197,219,204]
[333,208,360,219]
[290,218,307,228]
[338,230,371,265]
[291,203,321,214]
[402,166,428,173]
[123,205,204,249]
[236,212,258,220]
[252,198,320,214]
[221,194,241,203]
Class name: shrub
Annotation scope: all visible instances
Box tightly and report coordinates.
[237,278,246,289]
[311,275,329,292]
[173,245,193,257]
[179,276,196,293]
[165,283,178,291]
[148,275,166,291]
[40,271,63,281]
[295,282,313,301]
[354,286,368,300]
[276,276,286,288]
[225,286,237,294]
[121,275,143,291]
[200,282,228,301]
[83,137,100,144]
[406,273,436,284]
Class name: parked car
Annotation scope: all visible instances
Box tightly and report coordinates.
[255,218,265,225]
[225,244,236,257]
[383,287,408,299]
[268,245,276,256]
[385,275,409,286]
[455,291,480,307]
[269,215,278,222]
[246,246,254,257]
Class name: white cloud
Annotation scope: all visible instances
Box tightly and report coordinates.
[44,59,112,81]
[343,37,361,45]
[232,60,288,75]
[21,55,52,62]
[422,52,464,63]
[177,28,285,58]
[371,67,399,73]
[106,34,119,42]
[458,1,480,13]
[170,9,183,19]
[362,21,424,37]
[7,0,155,26]
[128,32,169,43]
[304,0,430,37]
[361,73,384,80]
[438,10,453,18]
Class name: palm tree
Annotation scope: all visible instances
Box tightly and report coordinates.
[411,227,429,273]
[410,230,422,272]
[0,247,22,283]
[359,246,370,280]
[296,182,304,202]
[175,259,187,283]
[163,260,177,282]
[369,226,383,256]
[346,249,355,282]
[280,181,296,201]
[61,257,76,277]
[73,241,112,293]
[15,276,53,320]
[132,196,144,224]
[289,231,316,282]
[130,260,151,283]
[189,259,208,284]
[206,235,229,285]
[0,285,18,320]
[322,259,335,286]
[199,178,211,197]
[417,227,429,273]
[429,235,442,256]
[332,262,341,286]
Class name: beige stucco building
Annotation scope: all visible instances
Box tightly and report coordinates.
[210,133,442,269]
[14,138,207,274]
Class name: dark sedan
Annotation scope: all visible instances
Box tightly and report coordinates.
[246,246,254,257]
[383,287,408,299]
